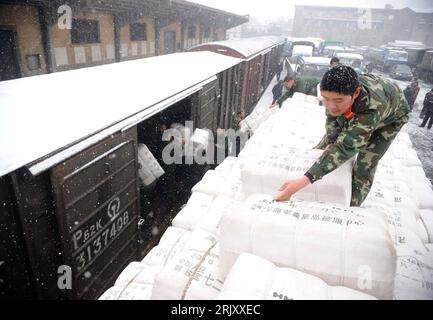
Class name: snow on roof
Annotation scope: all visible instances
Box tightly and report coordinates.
[335,53,364,60]
[325,46,345,51]
[193,36,284,58]
[0,51,243,177]
[301,57,331,65]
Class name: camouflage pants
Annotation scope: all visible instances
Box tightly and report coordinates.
[351,115,409,206]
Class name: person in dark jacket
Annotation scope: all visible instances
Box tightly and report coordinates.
[271,80,284,104]
[419,88,433,130]
[404,80,420,111]
[276,61,284,81]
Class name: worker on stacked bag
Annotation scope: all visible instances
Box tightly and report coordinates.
[269,74,321,108]
[274,65,410,206]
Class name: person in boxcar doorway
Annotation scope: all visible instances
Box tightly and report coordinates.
[272,80,285,104]
[211,126,229,169]
[231,110,249,156]
[269,75,321,108]
[419,88,433,130]
[231,110,246,132]
[155,123,177,205]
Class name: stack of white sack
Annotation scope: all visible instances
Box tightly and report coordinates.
[190,128,211,151]
[171,192,214,229]
[191,162,245,201]
[218,195,396,300]
[217,253,377,300]
[384,144,423,167]
[402,166,433,210]
[240,148,354,206]
[291,92,321,105]
[362,182,419,216]
[214,156,238,173]
[393,238,433,300]
[239,105,279,133]
[172,195,237,236]
[419,210,433,243]
[375,161,407,182]
[137,144,165,186]
[141,226,191,267]
[365,203,419,239]
[394,131,413,148]
[150,229,225,300]
[99,263,162,300]
[239,129,325,158]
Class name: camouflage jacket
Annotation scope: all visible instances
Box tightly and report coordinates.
[277,76,321,107]
[306,74,410,182]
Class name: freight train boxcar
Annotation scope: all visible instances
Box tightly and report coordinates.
[189,36,285,115]
[0,51,244,299]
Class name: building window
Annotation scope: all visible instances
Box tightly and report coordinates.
[204,27,211,38]
[130,23,147,41]
[187,26,196,38]
[71,19,100,44]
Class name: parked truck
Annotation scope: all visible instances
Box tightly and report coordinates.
[415,50,433,83]
[364,47,408,72]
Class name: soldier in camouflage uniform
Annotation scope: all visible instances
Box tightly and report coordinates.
[270,75,321,108]
[274,65,410,206]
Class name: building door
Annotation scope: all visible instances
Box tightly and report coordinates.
[0,29,20,81]
[164,31,176,54]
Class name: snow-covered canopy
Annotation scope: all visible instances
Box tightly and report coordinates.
[193,36,285,59]
[0,51,243,177]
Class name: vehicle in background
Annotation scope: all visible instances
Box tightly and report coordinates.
[291,45,313,59]
[350,46,368,55]
[295,56,331,78]
[363,47,408,72]
[319,40,345,55]
[335,52,364,74]
[405,47,428,68]
[323,46,345,58]
[389,64,413,81]
[415,50,433,84]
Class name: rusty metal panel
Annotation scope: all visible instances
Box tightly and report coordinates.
[197,79,219,131]
[9,169,63,299]
[50,128,140,299]
[0,175,35,299]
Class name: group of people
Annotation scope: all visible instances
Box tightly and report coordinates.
[156,57,430,208]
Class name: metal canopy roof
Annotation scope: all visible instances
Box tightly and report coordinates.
[192,36,285,59]
[0,51,243,177]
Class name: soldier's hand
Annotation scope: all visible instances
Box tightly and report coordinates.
[274,176,311,202]
[269,103,277,109]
